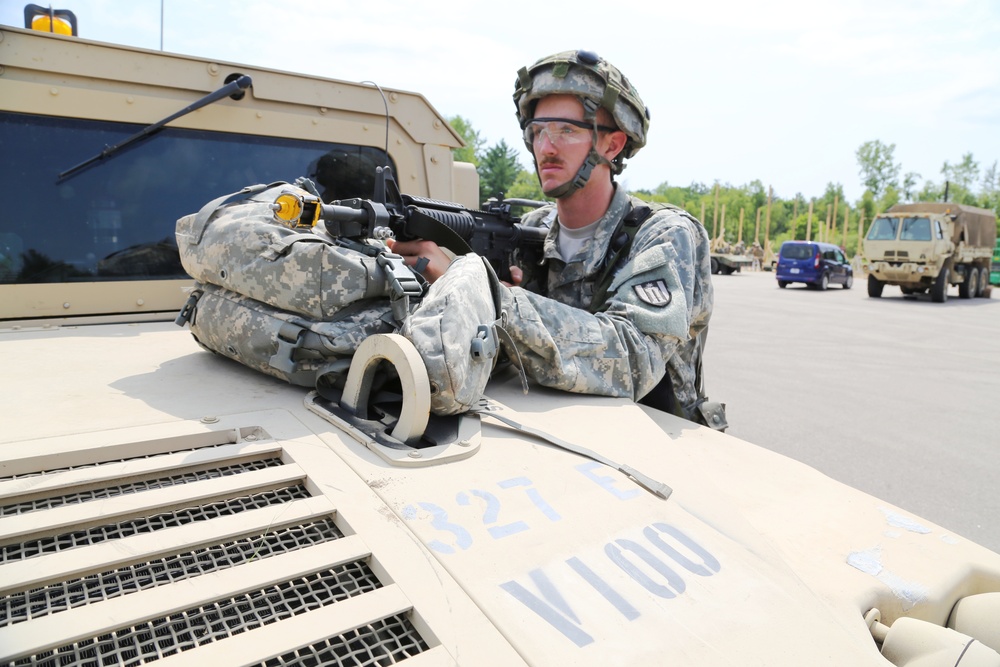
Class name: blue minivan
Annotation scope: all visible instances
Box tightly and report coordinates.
[775,241,854,290]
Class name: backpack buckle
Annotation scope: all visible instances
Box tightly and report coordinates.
[470,324,498,360]
[269,322,305,374]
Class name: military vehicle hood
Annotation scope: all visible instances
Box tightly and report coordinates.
[3,321,999,665]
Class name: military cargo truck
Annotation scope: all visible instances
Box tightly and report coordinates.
[3,21,1000,667]
[863,202,997,302]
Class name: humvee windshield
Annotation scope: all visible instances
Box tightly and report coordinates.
[866,216,898,241]
[0,112,390,284]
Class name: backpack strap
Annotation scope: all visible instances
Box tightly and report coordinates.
[178,182,282,246]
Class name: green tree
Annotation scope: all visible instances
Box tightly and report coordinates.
[478,139,522,204]
[941,152,979,204]
[880,184,900,213]
[981,160,998,198]
[901,171,922,202]
[448,115,484,166]
[506,169,548,203]
[980,161,1000,216]
[856,140,901,200]
[916,180,945,203]
[859,190,876,226]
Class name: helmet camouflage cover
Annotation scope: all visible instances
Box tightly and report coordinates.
[513,49,650,172]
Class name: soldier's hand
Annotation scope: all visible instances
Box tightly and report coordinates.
[386,238,452,283]
[503,265,523,288]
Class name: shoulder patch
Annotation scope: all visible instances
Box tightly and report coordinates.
[633,279,672,307]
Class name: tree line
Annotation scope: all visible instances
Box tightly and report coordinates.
[450,116,1000,257]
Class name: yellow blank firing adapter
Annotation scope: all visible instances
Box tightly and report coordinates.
[271,192,319,228]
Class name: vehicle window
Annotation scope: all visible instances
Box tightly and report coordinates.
[867,216,898,241]
[835,250,846,263]
[0,112,391,284]
[900,217,932,241]
[934,220,944,239]
[823,250,836,260]
[780,244,813,259]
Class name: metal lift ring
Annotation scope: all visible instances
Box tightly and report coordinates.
[339,333,430,444]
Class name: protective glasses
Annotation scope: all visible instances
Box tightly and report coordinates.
[523,117,618,147]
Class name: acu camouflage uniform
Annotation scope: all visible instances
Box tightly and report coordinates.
[499,185,714,421]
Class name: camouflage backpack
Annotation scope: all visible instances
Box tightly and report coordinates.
[174,181,501,415]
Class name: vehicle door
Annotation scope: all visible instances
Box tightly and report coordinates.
[831,248,849,283]
[820,248,839,283]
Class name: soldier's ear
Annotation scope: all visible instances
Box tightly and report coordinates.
[602,130,627,161]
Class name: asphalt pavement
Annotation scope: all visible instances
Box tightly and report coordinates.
[704,268,1000,553]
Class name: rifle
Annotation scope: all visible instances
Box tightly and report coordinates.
[271,166,547,285]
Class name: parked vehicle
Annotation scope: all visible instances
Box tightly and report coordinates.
[863,203,996,302]
[775,240,854,290]
[710,251,753,275]
[2,19,1000,667]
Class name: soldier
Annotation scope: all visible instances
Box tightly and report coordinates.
[751,241,763,271]
[390,50,722,428]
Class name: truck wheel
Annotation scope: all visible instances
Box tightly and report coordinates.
[868,275,884,297]
[843,274,853,289]
[778,280,788,289]
[931,266,949,303]
[818,273,829,290]
[959,265,974,299]
[977,267,990,297]
[711,258,719,274]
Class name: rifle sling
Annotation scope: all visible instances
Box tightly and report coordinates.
[589,203,656,313]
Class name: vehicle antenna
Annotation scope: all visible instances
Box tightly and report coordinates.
[361,80,390,168]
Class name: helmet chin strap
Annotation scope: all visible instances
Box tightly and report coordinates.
[538,150,603,198]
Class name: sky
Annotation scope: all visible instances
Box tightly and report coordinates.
[5,0,1000,204]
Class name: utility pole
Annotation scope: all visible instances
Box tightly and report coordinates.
[764,186,773,256]
[831,194,839,243]
[842,205,850,249]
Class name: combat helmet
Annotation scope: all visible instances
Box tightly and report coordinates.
[513,50,650,197]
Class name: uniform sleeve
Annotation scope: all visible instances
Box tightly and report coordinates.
[498,215,708,401]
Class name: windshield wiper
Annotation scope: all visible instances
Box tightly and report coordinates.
[58,74,252,182]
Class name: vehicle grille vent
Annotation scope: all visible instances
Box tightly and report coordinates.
[1,485,309,564]
[896,251,909,258]
[0,457,283,517]
[10,562,412,667]
[0,426,433,665]
[256,615,429,667]
[1,517,344,628]
[885,250,896,257]
[0,440,253,482]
